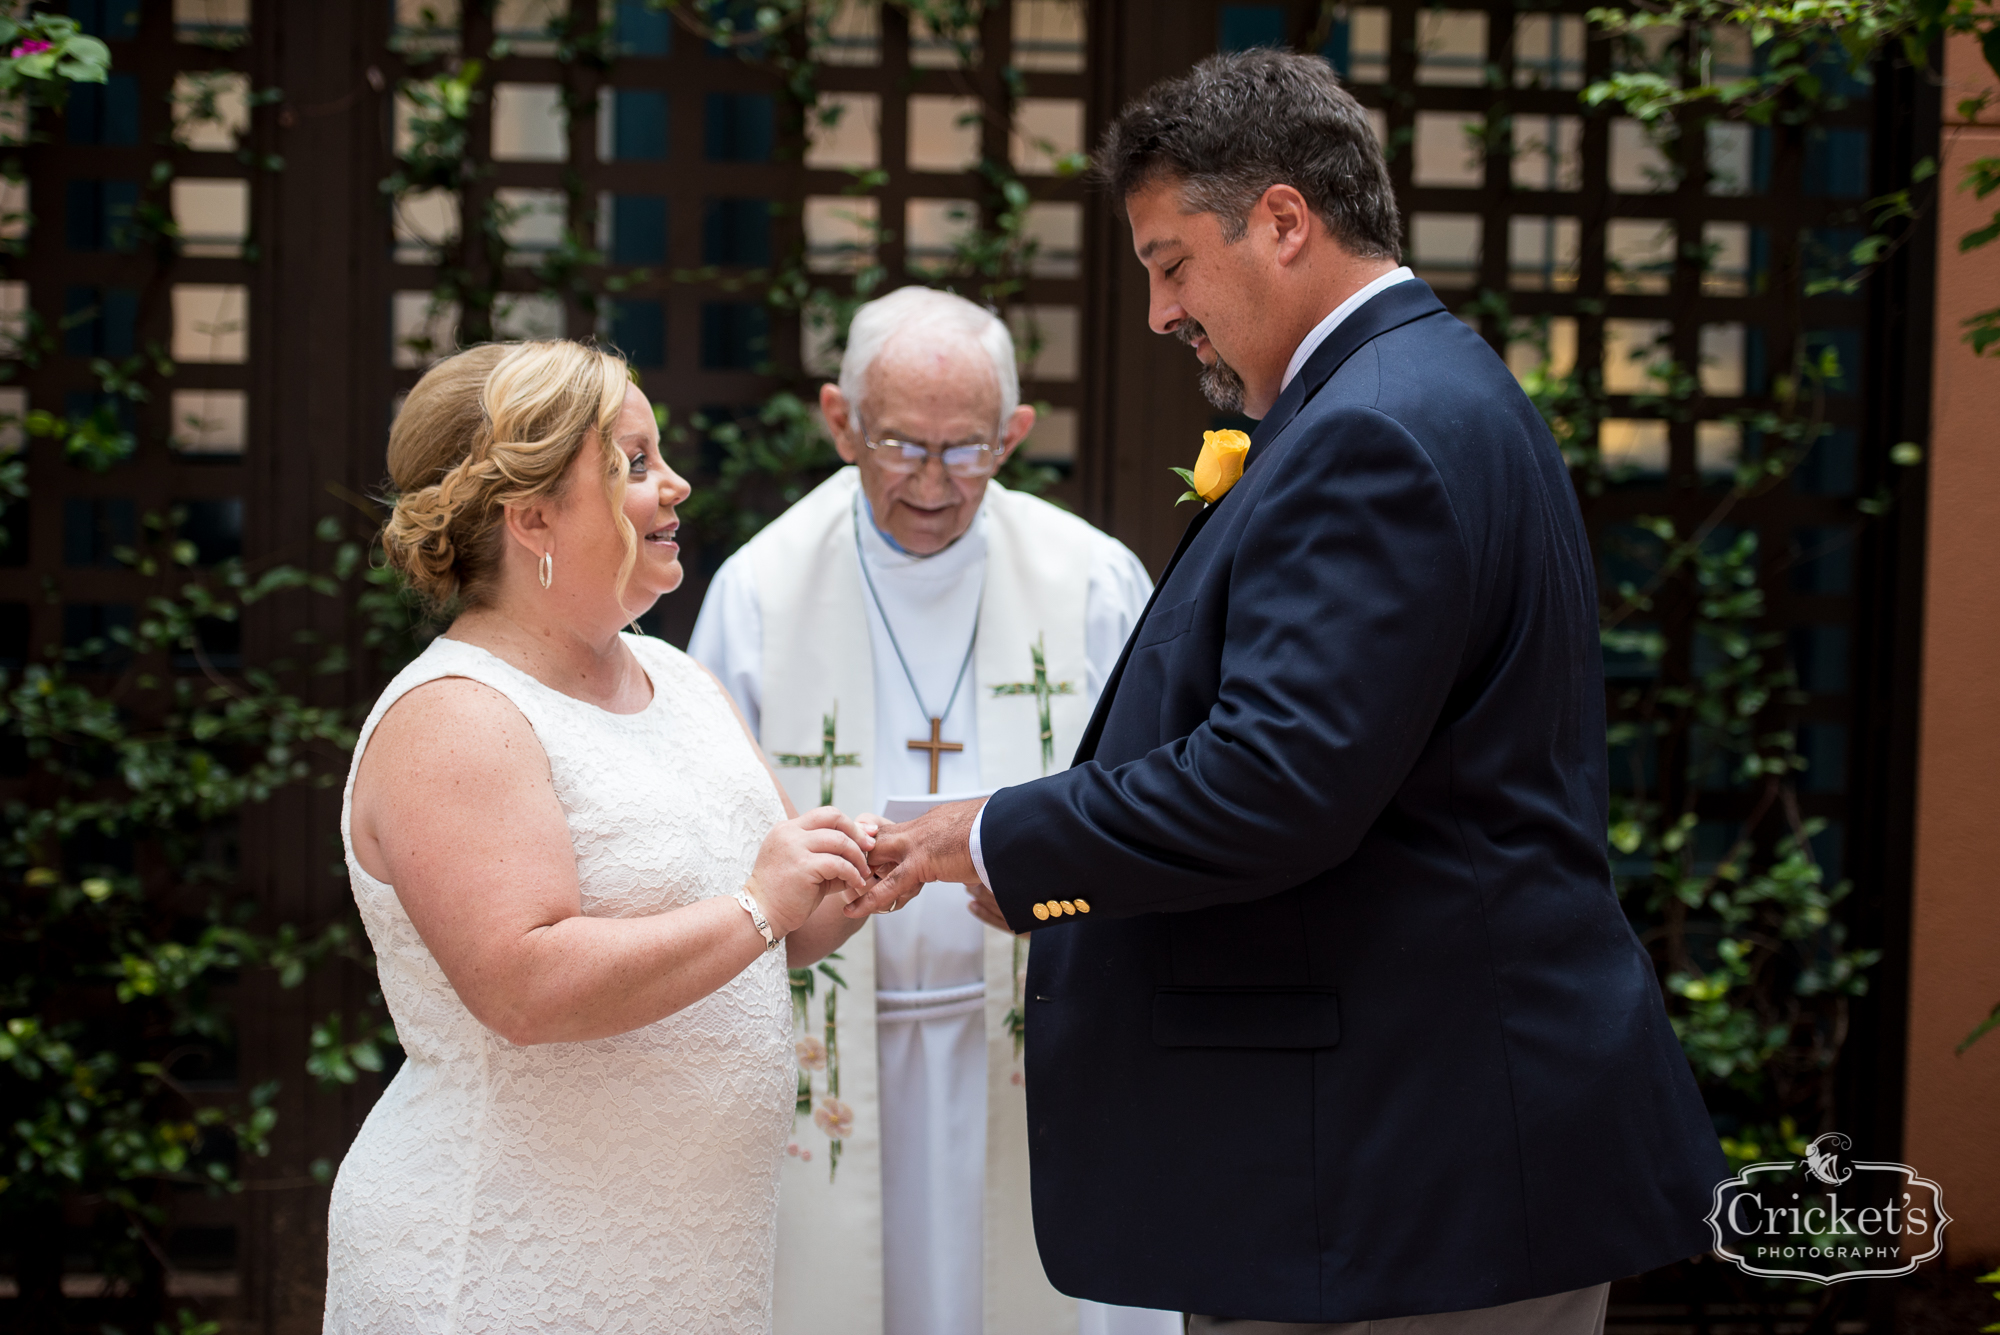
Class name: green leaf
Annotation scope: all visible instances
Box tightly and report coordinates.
[1966,307,2000,357]
[1959,1001,2000,1055]
[1966,156,2000,207]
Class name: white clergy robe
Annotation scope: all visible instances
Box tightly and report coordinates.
[688,468,1176,1335]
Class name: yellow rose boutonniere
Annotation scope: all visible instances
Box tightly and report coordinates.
[1172,429,1251,506]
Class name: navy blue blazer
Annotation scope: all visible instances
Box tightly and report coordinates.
[982,280,1725,1322]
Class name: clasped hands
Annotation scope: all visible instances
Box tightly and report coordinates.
[750,799,1008,938]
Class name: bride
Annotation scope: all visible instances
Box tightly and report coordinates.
[326,339,875,1333]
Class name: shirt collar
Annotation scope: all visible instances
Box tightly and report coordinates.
[1278,266,1417,395]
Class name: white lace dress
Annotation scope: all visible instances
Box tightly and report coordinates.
[325,634,794,1334]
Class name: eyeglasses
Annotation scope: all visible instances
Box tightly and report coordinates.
[863,433,999,478]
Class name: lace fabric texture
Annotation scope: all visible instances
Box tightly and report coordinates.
[326,635,792,1334]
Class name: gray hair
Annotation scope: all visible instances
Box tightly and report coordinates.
[1092,48,1401,258]
[836,286,1020,429]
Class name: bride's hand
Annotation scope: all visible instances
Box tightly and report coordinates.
[748,807,876,938]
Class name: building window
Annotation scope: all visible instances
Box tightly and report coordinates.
[63,285,140,358]
[700,302,768,370]
[175,0,251,46]
[172,72,251,151]
[704,93,775,163]
[702,198,773,267]
[172,284,250,363]
[604,300,666,369]
[496,188,568,266]
[173,179,251,257]
[65,179,140,252]
[1010,98,1083,175]
[614,0,673,55]
[907,96,980,172]
[171,389,249,456]
[72,0,141,39]
[177,498,244,566]
[62,604,135,671]
[1218,5,1285,52]
[493,84,568,161]
[67,74,141,145]
[804,196,879,274]
[601,88,670,162]
[1013,0,1084,72]
[601,194,668,266]
[64,498,137,569]
[806,93,880,170]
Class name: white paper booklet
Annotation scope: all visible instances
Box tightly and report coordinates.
[879,791,993,825]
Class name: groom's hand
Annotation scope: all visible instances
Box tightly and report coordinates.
[847,798,986,917]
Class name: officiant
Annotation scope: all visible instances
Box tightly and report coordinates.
[688,285,1170,1335]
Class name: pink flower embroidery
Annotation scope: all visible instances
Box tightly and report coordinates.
[11,39,53,57]
[795,1035,827,1072]
[812,1096,854,1140]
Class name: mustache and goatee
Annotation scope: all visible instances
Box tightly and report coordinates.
[1176,318,1248,413]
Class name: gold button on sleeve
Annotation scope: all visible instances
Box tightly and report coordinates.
[1073,898,1091,913]
[1045,900,1064,918]
[1032,903,1051,921]
[1060,900,1076,915]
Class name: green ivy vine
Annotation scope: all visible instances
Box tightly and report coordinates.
[0,14,428,1327]
[1491,0,1997,1191]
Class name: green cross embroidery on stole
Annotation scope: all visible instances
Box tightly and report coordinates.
[990,634,1077,775]
[773,705,861,807]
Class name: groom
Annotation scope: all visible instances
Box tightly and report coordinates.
[854,49,1727,1332]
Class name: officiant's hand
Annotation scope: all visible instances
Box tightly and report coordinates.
[752,807,878,937]
[848,798,986,917]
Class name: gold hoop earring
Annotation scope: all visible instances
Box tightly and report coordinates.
[538,551,553,589]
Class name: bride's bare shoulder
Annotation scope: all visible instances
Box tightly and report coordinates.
[359,675,543,788]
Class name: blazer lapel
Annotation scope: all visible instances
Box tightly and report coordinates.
[1071,281,1449,767]
[1072,502,1218,764]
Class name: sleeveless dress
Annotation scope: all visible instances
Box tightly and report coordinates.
[324,634,794,1334]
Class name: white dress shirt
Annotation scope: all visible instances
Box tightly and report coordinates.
[1279,264,1416,393]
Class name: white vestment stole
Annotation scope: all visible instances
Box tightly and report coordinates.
[754,468,1090,1335]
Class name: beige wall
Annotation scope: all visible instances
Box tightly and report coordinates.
[1906,30,2000,1269]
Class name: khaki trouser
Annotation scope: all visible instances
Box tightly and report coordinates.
[1187,1282,1610,1335]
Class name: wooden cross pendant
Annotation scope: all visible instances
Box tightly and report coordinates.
[908,717,964,795]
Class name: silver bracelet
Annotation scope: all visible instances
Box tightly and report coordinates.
[734,887,782,952]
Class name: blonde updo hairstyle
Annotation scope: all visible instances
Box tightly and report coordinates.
[382,340,638,612]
